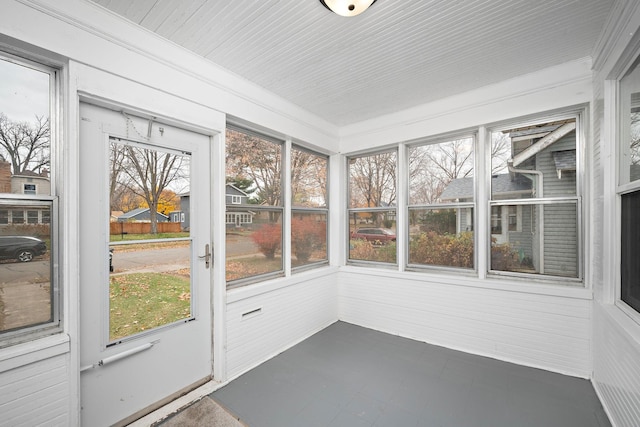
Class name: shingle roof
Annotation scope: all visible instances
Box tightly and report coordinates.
[440,174,532,201]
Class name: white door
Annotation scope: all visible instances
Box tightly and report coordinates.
[79,103,213,426]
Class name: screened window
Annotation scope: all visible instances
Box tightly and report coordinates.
[348,150,397,264]
[490,117,580,279]
[291,146,328,269]
[408,136,475,270]
[225,127,283,284]
[0,52,58,344]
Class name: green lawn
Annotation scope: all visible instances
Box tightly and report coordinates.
[109,272,190,341]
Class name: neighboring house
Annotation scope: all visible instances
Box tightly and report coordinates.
[117,207,169,223]
[171,184,256,231]
[0,157,51,226]
[224,184,255,228]
[440,121,577,276]
[110,211,124,222]
[169,192,190,231]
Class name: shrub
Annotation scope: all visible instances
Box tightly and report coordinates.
[291,217,326,262]
[350,239,396,263]
[490,241,519,271]
[251,223,281,259]
[409,231,473,268]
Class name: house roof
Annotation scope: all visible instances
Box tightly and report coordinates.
[118,207,169,220]
[440,174,532,201]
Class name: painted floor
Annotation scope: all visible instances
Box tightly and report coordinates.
[212,321,611,427]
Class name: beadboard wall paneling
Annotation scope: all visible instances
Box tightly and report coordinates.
[338,270,591,377]
[0,354,69,427]
[225,274,338,380]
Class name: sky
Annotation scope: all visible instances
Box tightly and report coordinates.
[0,58,49,123]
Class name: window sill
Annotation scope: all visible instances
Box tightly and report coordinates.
[227,265,339,303]
[339,265,593,300]
[0,333,70,373]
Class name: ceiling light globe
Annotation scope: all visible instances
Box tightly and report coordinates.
[320,0,377,17]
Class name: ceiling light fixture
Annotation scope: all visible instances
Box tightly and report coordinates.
[319,0,377,17]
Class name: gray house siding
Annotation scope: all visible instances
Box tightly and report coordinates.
[536,133,578,277]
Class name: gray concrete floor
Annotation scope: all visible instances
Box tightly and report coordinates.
[212,321,611,427]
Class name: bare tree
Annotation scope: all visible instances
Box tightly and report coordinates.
[114,141,187,234]
[0,113,50,174]
[409,139,474,204]
[225,129,282,206]
[491,132,511,174]
[291,149,327,207]
[631,112,640,165]
[349,151,396,210]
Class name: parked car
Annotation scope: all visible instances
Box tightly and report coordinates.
[0,236,47,262]
[109,248,114,272]
[350,228,396,244]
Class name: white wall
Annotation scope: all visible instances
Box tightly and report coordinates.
[225,269,339,380]
[337,55,595,379]
[590,1,640,426]
[0,0,339,425]
[339,269,593,377]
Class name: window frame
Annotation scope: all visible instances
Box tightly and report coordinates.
[487,111,584,284]
[225,125,285,288]
[0,50,60,347]
[346,148,398,267]
[616,50,640,320]
[291,144,329,272]
[405,133,477,273]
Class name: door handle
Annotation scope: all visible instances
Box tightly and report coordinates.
[198,243,211,269]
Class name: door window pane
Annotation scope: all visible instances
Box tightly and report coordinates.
[108,138,192,342]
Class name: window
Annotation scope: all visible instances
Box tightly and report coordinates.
[231,195,241,204]
[0,52,58,345]
[225,126,283,284]
[408,136,475,270]
[490,117,580,279]
[23,183,36,194]
[348,150,397,264]
[291,146,328,269]
[11,209,24,224]
[619,54,640,314]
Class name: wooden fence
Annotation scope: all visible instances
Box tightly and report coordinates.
[110,222,182,235]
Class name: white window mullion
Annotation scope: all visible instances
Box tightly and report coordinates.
[477,126,488,279]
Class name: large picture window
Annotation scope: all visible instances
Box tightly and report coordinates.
[0,52,58,345]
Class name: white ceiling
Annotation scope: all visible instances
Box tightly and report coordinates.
[89,0,614,127]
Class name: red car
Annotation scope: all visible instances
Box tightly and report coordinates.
[350,228,396,244]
